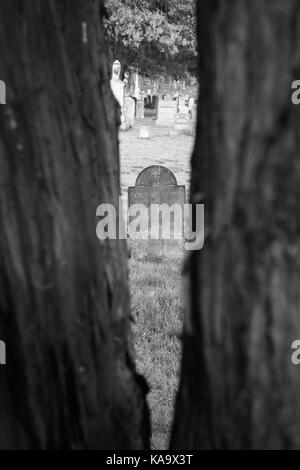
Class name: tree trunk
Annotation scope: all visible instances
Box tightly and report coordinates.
[0,0,149,450]
[171,0,300,449]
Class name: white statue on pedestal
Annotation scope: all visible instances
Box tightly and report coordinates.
[110,60,126,129]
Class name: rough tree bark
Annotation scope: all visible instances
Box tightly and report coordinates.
[0,0,149,449]
[171,0,300,449]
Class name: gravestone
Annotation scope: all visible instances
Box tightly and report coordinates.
[188,96,195,111]
[152,95,159,119]
[134,72,140,99]
[125,96,135,127]
[174,93,191,132]
[128,165,186,258]
[178,93,186,111]
[139,126,150,139]
[156,100,177,127]
[136,99,145,119]
[174,112,191,132]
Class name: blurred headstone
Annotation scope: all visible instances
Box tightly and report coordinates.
[139,126,150,139]
[174,112,191,132]
[174,93,191,132]
[152,95,159,119]
[134,71,140,99]
[136,99,144,119]
[188,96,195,111]
[125,96,135,127]
[178,93,186,112]
[156,100,176,127]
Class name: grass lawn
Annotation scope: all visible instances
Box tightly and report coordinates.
[129,255,184,450]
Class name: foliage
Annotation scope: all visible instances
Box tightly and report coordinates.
[104,0,197,78]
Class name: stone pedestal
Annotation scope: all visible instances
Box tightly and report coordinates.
[110,77,128,129]
[139,126,150,139]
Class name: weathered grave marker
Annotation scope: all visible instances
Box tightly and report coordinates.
[174,112,191,132]
[139,126,150,139]
[125,96,135,127]
[128,165,186,258]
[188,96,195,111]
[136,99,145,119]
[178,93,186,112]
[174,93,191,132]
[156,100,176,127]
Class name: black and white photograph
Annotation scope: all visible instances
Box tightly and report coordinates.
[0,0,300,455]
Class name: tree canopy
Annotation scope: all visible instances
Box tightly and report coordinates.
[104,0,197,79]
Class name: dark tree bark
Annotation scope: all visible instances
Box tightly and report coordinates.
[172,0,300,449]
[0,0,149,450]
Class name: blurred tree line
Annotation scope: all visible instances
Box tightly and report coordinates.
[104,0,197,78]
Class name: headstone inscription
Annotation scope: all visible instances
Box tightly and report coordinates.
[128,166,186,258]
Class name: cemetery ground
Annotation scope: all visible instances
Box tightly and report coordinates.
[130,256,183,450]
[120,117,193,449]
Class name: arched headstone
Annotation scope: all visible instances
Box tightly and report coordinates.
[135,165,177,187]
[125,96,135,127]
[128,165,186,258]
